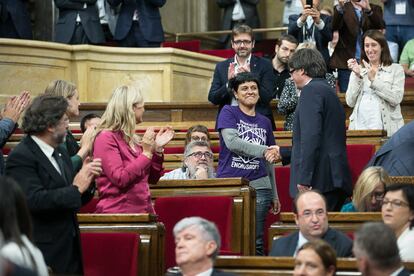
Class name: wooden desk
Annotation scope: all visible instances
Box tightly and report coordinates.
[150,178,256,256]
[77,213,164,276]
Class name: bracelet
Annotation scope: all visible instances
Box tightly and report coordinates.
[156,148,164,154]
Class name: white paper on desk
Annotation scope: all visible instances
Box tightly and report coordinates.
[395,1,407,15]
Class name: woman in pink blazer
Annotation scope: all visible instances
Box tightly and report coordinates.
[93,85,174,213]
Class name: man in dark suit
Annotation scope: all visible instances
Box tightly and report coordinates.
[208,24,275,130]
[0,0,32,39]
[107,0,165,47]
[172,217,236,276]
[54,0,105,45]
[288,0,332,65]
[216,0,261,46]
[288,48,352,211]
[353,222,412,276]
[269,190,353,257]
[5,95,102,274]
[366,120,414,175]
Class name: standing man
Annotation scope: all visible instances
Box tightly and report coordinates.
[382,0,414,56]
[0,0,32,39]
[208,24,275,130]
[272,34,298,99]
[172,217,237,276]
[216,0,261,47]
[54,0,105,45]
[288,48,352,211]
[353,222,412,276]
[5,95,102,274]
[288,0,332,65]
[107,0,166,47]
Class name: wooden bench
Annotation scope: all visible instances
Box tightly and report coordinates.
[150,178,256,256]
[77,213,165,276]
[268,212,382,252]
[214,256,414,276]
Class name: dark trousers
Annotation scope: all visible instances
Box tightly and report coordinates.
[117,21,160,47]
[0,15,20,38]
[69,23,92,45]
[324,188,348,211]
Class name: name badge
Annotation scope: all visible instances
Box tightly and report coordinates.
[395,1,407,15]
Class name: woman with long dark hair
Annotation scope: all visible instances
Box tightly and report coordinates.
[0,177,48,276]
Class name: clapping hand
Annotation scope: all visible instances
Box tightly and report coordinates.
[347,58,361,77]
[142,127,156,157]
[362,59,378,81]
[2,90,31,122]
[155,126,175,151]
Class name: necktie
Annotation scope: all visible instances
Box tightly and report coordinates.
[53,149,68,184]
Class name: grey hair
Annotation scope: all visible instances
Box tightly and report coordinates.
[354,222,401,270]
[173,217,221,259]
[288,48,327,78]
[182,141,215,178]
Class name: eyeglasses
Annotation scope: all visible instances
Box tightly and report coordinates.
[232,40,252,46]
[289,68,297,74]
[300,209,326,219]
[191,135,208,142]
[371,191,385,201]
[382,199,409,209]
[187,151,213,160]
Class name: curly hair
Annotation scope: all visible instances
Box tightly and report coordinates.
[22,95,68,135]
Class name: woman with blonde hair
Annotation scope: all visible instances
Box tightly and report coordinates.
[93,85,174,213]
[44,79,94,171]
[341,166,390,212]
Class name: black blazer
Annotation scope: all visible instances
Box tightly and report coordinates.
[367,120,414,175]
[5,135,92,274]
[108,0,165,43]
[216,0,260,43]
[208,55,276,130]
[0,0,32,39]
[269,228,353,257]
[54,0,105,44]
[290,78,352,197]
[288,13,332,65]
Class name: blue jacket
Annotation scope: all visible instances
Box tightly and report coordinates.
[107,0,165,43]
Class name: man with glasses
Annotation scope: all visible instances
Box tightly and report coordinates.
[208,24,276,130]
[161,141,215,180]
[269,190,352,257]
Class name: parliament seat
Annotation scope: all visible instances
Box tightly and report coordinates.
[78,213,164,276]
[161,40,201,52]
[154,195,234,269]
[81,232,139,276]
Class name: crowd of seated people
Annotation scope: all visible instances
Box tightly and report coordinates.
[2,8,414,272]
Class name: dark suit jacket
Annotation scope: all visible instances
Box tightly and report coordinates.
[0,0,32,39]
[288,14,332,65]
[54,0,105,44]
[330,3,383,70]
[269,228,353,257]
[108,0,165,43]
[397,268,412,276]
[290,78,352,197]
[208,55,276,130]
[173,269,237,276]
[5,135,92,274]
[216,0,260,43]
[367,120,414,175]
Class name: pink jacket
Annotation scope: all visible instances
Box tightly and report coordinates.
[93,130,163,213]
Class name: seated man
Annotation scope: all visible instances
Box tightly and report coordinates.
[80,113,101,133]
[353,222,411,276]
[161,141,215,180]
[172,217,236,276]
[269,190,352,257]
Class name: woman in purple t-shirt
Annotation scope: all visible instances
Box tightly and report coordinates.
[217,72,281,255]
